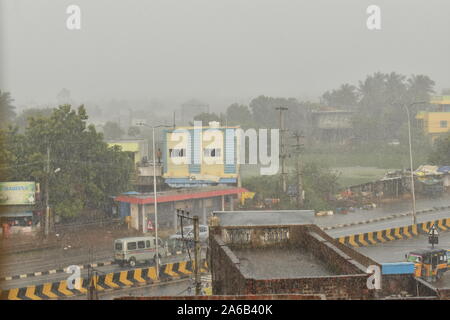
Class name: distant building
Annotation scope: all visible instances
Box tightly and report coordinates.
[162,122,241,188]
[107,139,149,165]
[114,186,247,231]
[310,110,354,144]
[416,96,450,142]
[107,139,167,192]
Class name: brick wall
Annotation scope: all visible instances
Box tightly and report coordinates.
[116,294,326,300]
[303,225,380,268]
[210,234,247,295]
[247,275,373,300]
[291,228,366,274]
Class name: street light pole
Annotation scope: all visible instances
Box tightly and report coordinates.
[403,101,427,225]
[136,122,170,279]
[151,126,160,279]
[44,145,50,237]
[404,104,417,225]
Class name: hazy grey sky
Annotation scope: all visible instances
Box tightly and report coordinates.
[1,0,449,109]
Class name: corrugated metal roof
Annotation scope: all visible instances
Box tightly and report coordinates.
[115,186,248,204]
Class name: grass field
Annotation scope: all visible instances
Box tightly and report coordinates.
[240,146,429,188]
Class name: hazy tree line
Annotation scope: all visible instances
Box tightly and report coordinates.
[192,72,443,149]
[322,72,438,145]
[0,70,448,214]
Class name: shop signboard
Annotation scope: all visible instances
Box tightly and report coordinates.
[0,182,36,205]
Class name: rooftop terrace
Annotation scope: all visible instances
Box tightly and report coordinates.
[234,247,337,279]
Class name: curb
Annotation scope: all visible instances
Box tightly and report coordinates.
[0,250,189,282]
[0,259,209,300]
[0,260,115,282]
[322,205,450,231]
[336,217,450,247]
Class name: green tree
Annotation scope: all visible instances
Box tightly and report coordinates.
[406,74,435,113]
[358,72,388,113]
[14,107,54,132]
[225,103,252,127]
[0,90,16,128]
[429,133,450,165]
[2,105,134,220]
[103,121,124,140]
[249,95,309,130]
[322,83,359,108]
[242,162,339,211]
[127,126,141,137]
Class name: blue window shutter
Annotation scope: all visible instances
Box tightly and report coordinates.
[189,128,201,173]
[224,128,236,173]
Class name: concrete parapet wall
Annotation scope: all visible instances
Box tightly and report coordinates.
[210,224,375,299]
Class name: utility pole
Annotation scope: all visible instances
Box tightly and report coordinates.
[193,215,201,295]
[292,131,305,208]
[87,267,99,300]
[402,101,426,225]
[276,107,288,193]
[44,145,50,237]
[87,246,99,300]
[177,209,202,295]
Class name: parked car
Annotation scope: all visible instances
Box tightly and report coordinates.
[170,225,209,242]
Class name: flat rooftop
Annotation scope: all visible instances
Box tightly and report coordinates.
[233,247,337,279]
[214,210,315,227]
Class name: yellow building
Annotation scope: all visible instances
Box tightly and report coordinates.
[107,139,148,164]
[162,122,240,187]
[416,96,450,142]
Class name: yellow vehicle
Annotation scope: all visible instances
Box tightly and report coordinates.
[406,248,448,281]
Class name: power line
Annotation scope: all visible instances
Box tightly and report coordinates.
[0,161,45,170]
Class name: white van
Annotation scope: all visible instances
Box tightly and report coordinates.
[114,236,168,267]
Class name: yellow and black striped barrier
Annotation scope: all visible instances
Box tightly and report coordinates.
[0,259,209,300]
[337,218,450,247]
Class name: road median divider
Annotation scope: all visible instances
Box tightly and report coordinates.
[0,249,189,282]
[337,217,450,247]
[322,205,450,231]
[0,259,209,300]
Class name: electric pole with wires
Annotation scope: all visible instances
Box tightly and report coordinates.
[176,209,202,295]
[44,145,51,237]
[276,106,288,193]
[291,131,305,208]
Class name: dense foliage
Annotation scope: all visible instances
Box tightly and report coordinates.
[0,105,134,221]
[429,133,450,166]
[242,162,339,211]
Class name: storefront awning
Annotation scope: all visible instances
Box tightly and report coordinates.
[0,211,33,218]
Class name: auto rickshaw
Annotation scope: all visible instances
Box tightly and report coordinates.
[406,248,448,281]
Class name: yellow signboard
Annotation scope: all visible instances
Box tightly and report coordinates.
[0,182,36,205]
[240,191,256,205]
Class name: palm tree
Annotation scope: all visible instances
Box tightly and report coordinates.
[322,84,359,108]
[358,72,387,112]
[407,74,435,102]
[385,72,407,105]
